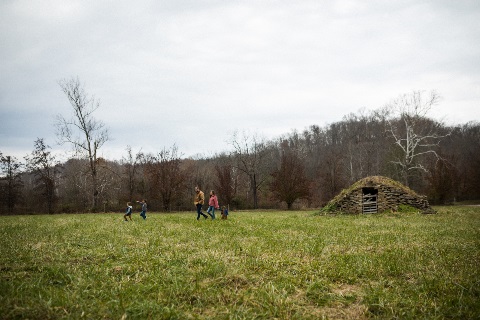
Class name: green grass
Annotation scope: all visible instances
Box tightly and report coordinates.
[1,207,479,319]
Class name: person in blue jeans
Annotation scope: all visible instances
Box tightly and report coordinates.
[206,190,219,219]
[136,199,147,220]
[194,186,208,220]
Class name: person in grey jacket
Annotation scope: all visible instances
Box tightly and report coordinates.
[136,199,147,220]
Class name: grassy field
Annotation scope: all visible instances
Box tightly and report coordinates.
[0,207,479,319]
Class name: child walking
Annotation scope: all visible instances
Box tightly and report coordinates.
[124,202,133,221]
[206,190,219,219]
[136,199,147,220]
[221,205,229,220]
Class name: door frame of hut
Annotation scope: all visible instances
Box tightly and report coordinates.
[362,187,378,213]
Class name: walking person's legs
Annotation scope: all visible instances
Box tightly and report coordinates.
[197,204,207,220]
[206,206,214,219]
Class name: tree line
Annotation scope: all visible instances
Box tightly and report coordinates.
[1,79,479,214]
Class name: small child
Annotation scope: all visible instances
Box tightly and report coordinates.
[124,202,133,221]
[136,199,147,220]
[221,205,229,220]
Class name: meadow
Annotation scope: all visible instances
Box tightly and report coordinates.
[0,207,479,319]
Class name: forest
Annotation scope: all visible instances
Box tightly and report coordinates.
[1,85,479,214]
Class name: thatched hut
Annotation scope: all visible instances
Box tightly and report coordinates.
[322,176,435,214]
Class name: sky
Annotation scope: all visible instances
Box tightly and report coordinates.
[1,0,479,161]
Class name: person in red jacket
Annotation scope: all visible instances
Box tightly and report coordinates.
[206,190,219,220]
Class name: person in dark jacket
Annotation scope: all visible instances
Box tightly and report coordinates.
[136,199,147,220]
[124,202,133,221]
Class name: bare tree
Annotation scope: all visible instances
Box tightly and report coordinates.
[57,158,91,212]
[144,145,187,211]
[24,138,60,214]
[445,122,480,201]
[214,153,236,207]
[230,131,269,209]
[270,141,310,209]
[0,152,24,213]
[319,123,348,201]
[340,111,388,183]
[381,90,449,187]
[95,157,122,212]
[56,77,109,212]
[425,154,457,204]
[121,146,144,201]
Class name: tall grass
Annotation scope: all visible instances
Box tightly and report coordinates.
[0,207,479,319]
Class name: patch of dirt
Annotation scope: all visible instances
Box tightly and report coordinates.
[322,303,368,320]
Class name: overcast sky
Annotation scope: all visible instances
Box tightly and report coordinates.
[1,0,479,161]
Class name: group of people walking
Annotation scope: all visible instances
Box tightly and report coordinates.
[194,186,228,220]
[123,186,228,221]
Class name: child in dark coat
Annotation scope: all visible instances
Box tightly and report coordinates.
[221,206,229,220]
[124,202,133,221]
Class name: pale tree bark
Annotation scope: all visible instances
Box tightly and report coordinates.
[381,90,450,187]
[56,77,109,212]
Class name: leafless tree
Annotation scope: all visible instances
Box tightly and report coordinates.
[380,90,449,187]
[0,152,24,213]
[213,153,236,207]
[121,146,144,201]
[57,158,90,212]
[318,123,348,201]
[230,131,269,209]
[425,154,458,204]
[445,122,480,201]
[339,111,387,183]
[56,77,109,212]
[270,140,310,209]
[144,145,187,211]
[24,138,60,213]
[95,157,122,212]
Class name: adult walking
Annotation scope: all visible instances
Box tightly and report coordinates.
[194,186,208,220]
[206,190,219,219]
